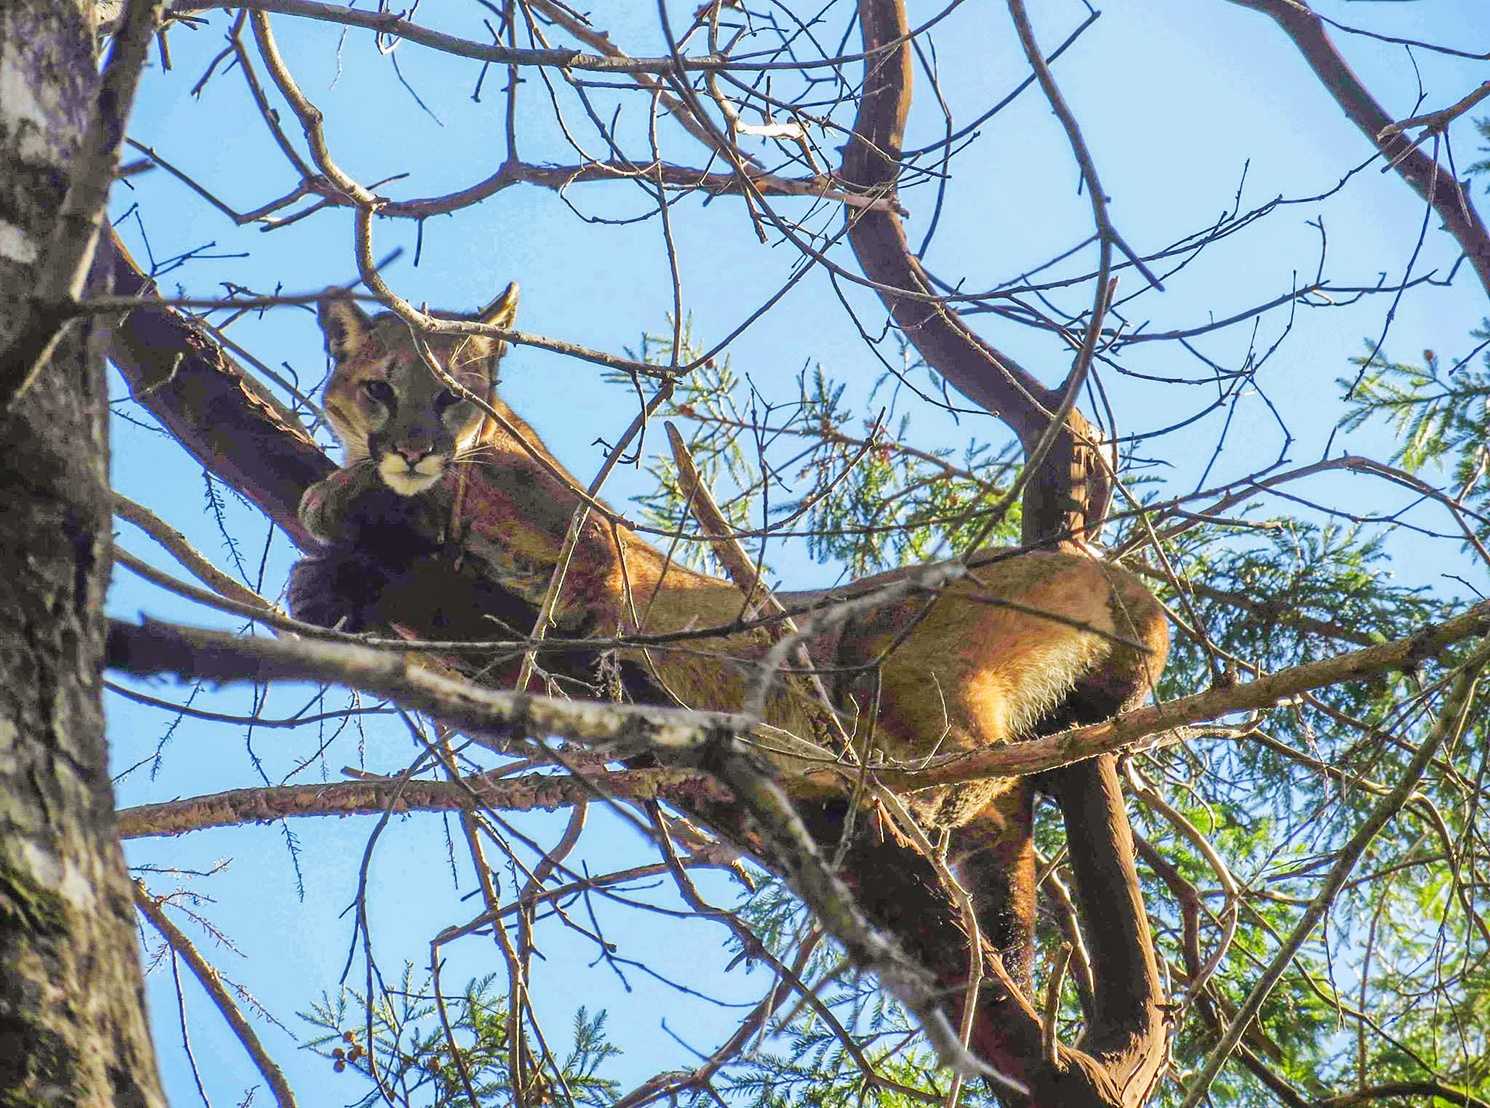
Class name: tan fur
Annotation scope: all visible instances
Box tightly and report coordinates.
[298,285,1171,967]
[314,286,518,497]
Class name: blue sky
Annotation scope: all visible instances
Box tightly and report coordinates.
[106,0,1490,1101]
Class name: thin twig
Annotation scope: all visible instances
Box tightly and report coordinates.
[114,493,274,612]
[136,884,299,1108]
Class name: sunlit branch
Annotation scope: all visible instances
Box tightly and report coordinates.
[1177,635,1490,1108]
[116,768,720,839]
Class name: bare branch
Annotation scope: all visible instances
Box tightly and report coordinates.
[1225,0,1490,296]
[1379,80,1490,142]
[116,768,720,839]
[136,884,299,1108]
[114,493,277,612]
[1177,634,1490,1108]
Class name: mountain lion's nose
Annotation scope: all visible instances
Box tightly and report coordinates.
[394,444,432,467]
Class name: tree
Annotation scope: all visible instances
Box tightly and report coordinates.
[0,0,164,1102]
[9,0,1490,1105]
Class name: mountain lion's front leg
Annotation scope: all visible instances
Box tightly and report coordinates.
[293,465,460,633]
[299,462,384,546]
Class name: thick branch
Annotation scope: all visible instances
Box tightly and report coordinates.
[105,231,331,548]
[841,4,1164,1103]
[1046,757,1163,1087]
[841,0,1111,547]
[841,0,1052,442]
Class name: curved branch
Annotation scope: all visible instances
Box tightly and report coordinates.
[841,0,1111,547]
[839,3,1168,1104]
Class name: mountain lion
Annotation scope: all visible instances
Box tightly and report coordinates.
[291,284,1170,979]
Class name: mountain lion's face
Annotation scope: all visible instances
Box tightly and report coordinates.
[316,285,517,495]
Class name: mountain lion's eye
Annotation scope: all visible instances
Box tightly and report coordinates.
[434,389,461,412]
[362,379,395,405]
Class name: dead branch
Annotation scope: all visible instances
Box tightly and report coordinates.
[136,883,299,1108]
[114,493,278,612]
[172,0,818,74]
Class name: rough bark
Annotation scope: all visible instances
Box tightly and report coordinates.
[106,235,331,548]
[0,2,164,1102]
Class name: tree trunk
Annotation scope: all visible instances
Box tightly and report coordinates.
[0,2,164,1102]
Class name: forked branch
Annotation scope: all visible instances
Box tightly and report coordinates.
[842,0,1113,550]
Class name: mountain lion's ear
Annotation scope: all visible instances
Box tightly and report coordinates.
[318,296,374,362]
[479,282,519,330]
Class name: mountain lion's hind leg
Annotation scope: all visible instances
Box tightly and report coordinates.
[947,784,1037,989]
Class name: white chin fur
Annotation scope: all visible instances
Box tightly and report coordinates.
[378,460,443,496]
